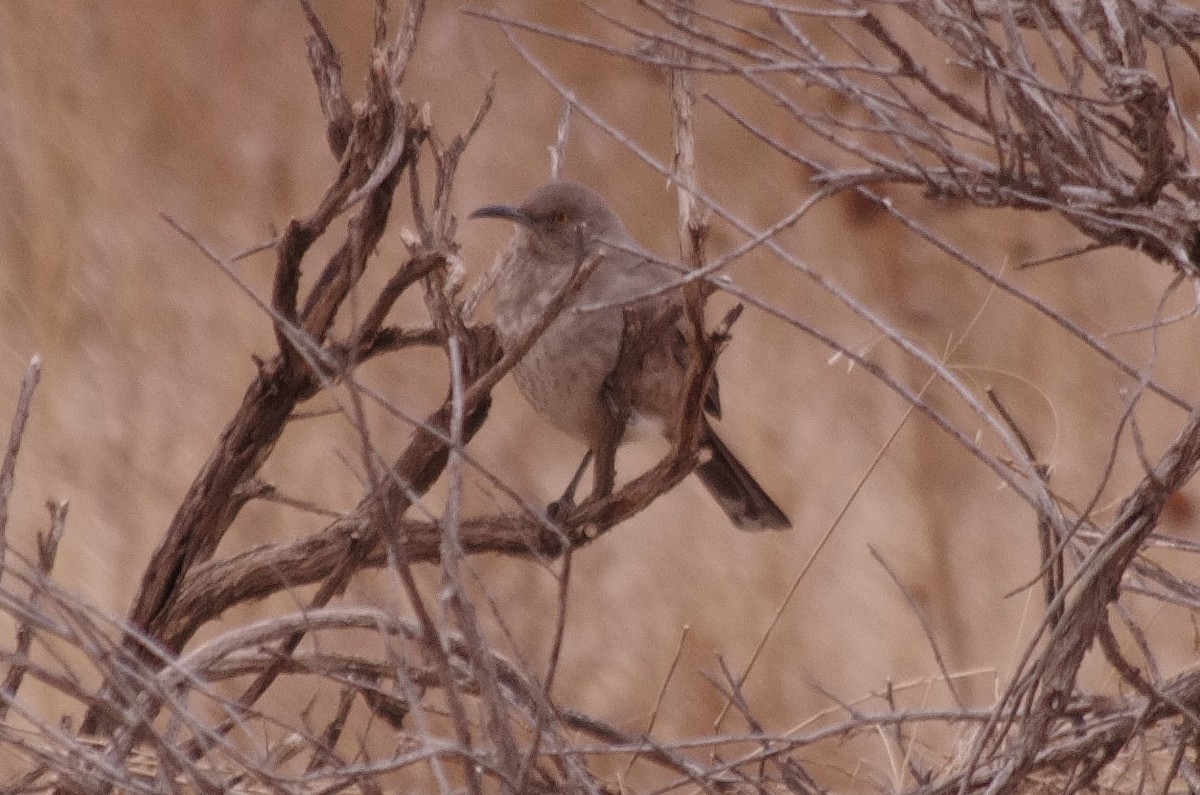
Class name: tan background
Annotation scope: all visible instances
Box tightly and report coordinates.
[1,1,1198,787]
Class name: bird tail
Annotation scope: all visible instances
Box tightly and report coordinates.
[696,430,792,531]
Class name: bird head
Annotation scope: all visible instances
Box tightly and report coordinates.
[470,180,628,260]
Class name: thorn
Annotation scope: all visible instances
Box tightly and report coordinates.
[716,303,743,335]
[444,252,466,296]
[399,227,421,252]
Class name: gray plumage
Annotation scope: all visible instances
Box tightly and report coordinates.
[472,180,790,530]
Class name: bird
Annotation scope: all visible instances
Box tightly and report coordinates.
[470,180,791,530]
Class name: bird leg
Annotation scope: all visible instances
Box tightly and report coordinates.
[591,374,630,499]
[547,450,594,520]
[547,307,640,519]
[590,307,645,501]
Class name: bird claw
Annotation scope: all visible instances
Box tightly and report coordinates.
[546,497,574,522]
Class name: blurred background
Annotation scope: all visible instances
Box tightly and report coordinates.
[2,1,1199,788]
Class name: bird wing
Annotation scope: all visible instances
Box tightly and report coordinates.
[586,243,723,420]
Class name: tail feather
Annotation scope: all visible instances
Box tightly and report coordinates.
[696,430,791,531]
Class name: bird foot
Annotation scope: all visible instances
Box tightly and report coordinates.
[546,497,575,522]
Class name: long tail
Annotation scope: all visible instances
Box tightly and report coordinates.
[696,430,792,531]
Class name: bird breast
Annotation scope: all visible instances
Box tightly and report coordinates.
[493,242,684,445]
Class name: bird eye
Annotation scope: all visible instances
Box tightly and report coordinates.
[553,210,569,224]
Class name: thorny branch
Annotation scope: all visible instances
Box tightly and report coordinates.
[7,0,1200,794]
[0,2,753,794]
[462,0,1200,793]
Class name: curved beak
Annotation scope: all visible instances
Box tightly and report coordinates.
[468,204,531,227]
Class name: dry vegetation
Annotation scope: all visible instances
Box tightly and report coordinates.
[3,0,1200,793]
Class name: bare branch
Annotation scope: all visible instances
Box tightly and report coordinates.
[0,356,41,573]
